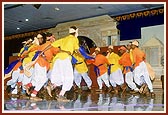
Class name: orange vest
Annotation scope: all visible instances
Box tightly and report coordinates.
[30,42,59,70]
[92,54,110,76]
[132,47,145,67]
[119,52,132,74]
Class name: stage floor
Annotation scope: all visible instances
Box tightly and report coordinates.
[3,88,165,112]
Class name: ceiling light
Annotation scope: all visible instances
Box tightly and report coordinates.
[25,19,29,21]
[17,27,20,30]
[55,7,60,11]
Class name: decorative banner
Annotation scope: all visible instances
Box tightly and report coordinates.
[5,29,48,40]
[114,8,164,22]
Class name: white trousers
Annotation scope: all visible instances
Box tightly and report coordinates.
[74,68,92,87]
[47,69,52,80]
[7,68,23,88]
[22,67,34,90]
[31,63,48,92]
[125,71,138,90]
[109,69,124,87]
[133,61,153,92]
[50,57,74,91]
[97,72,110,89]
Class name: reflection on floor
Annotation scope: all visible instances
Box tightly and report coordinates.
[4,88,164,112]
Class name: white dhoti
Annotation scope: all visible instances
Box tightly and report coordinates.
[74,68,92,87]
[133,61,153,92]
[97,72,110,89]
[22,67,34,90]
[31,63,48,92]
[125,71,138,90]
[47,69,52,80]
[7,68,23,88]
[50,57,74,91]
[109,69,124,87]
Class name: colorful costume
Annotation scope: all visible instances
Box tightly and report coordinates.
[50,34,79,95]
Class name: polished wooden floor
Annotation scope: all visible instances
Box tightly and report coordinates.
[3,87,165,112]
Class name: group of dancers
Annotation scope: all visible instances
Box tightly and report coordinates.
[4,26,155,102]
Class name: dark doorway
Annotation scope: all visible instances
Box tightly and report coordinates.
[77,36,96,54]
